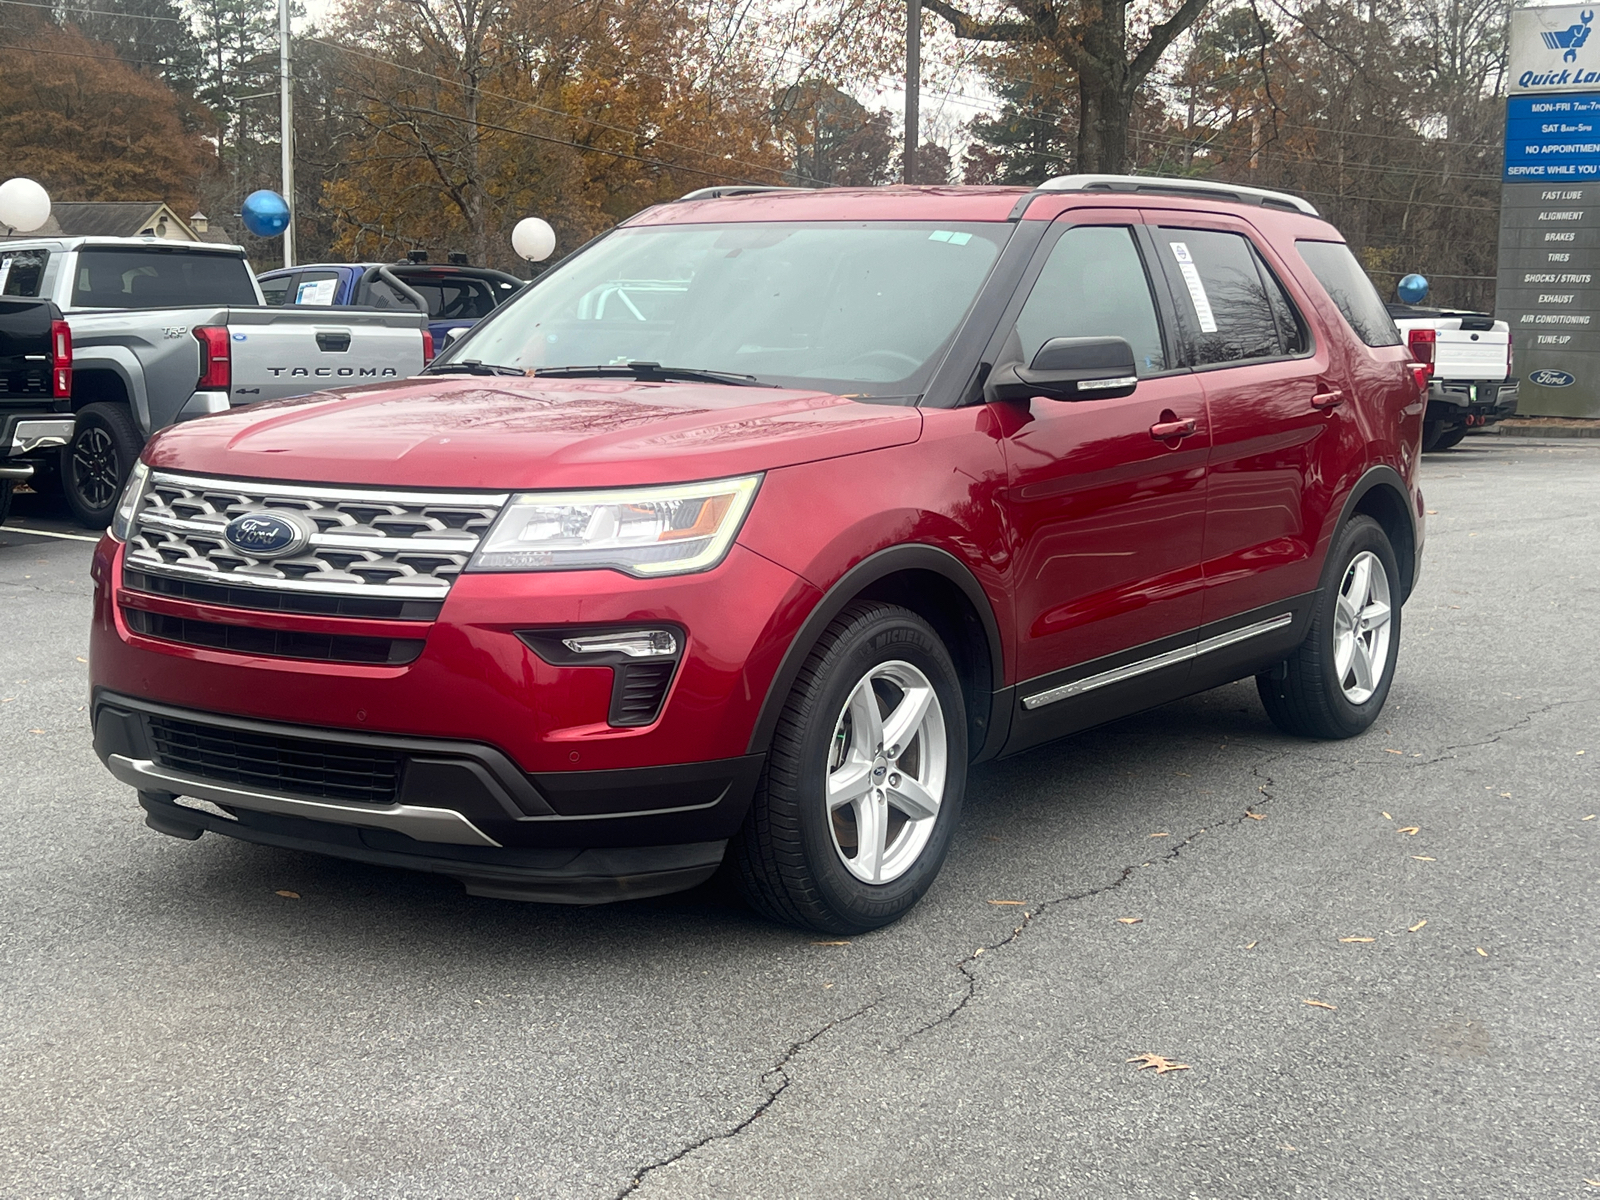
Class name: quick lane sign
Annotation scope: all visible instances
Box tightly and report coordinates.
[1499,5,1600,416]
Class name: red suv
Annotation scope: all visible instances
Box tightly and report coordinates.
[89,177,1426,932]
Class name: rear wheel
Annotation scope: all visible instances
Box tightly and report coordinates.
[732,602,967,933]
[1433,425,1468,450]
[1257,515,1401,739]
[63,403,142,528]
[0,479,12,526]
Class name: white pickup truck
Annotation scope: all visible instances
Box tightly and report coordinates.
[0,237,429,526]
[1388,304,1519,451]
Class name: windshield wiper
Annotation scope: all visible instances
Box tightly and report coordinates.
[532,362,771,387]
[423,360,526,376]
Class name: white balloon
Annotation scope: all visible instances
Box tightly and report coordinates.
[0,177,51,233]
[511,217,556,262]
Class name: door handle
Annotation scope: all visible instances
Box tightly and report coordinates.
[1311,388,1345,409]
[316,331,352,352]
[1149,417,1198,440]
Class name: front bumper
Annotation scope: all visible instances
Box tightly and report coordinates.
[94,689,760,902]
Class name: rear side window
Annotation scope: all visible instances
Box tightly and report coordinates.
[1159,229,1285,364]
[1295,240,1402,347]
[0,249,48,297]
[72,248,258,309]
[258,273,292,305]
[1013,226,1166,375]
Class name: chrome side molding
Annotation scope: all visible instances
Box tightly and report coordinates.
[1021,613,1294,711]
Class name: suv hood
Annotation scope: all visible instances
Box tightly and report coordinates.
[143,377,922,489]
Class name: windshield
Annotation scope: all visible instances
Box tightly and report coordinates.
[72,247,259,309]
[445,221,1007,397]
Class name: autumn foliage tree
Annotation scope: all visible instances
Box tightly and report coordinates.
[0,16,216,212]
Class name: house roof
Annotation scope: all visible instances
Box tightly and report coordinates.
[48,201,169,237]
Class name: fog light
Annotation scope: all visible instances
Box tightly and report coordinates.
[561,630,678,658]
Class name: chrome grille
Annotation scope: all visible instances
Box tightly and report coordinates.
[124,472,508,602]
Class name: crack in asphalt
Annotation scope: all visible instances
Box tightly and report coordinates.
[1417,698,1597,764]
[613,998,879,1199]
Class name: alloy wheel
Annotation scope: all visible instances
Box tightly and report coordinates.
[71,426,121,510]
[1333,550,1392,704]
[825,659,948,885]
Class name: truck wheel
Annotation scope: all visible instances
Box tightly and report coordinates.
[1421,422,1445,452]
[732,602,968,934]
[63,403,142,529]
[0,480,11,526]
[1434,426,1468,450]
[1257,515,1401,740]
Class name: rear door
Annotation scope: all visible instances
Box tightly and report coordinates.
[990,210,1211,751]
[1147,214,1351,643]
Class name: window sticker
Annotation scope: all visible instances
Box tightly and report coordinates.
[928,230,973,245]
[1169,241,1218,333]
[296,277,338,305]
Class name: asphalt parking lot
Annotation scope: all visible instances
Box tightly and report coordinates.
[2,437,1596,1200]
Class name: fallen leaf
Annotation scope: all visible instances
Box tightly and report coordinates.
[75,656,87,663]
[1245,941,1258,950]
[1411,855,1436,861]
[1304,999,1337,1011]
[1398,826,1420,835]
[1245,810,1265,820]
[1584,1179,1600,1187]
[1282,1143,1298,1152]
[1499,792,1512,798]
[823,982,833,989]
[974,947,985,955]
[811,940,850,946]
[1382,812,1392,820]
[27,729,44,734]
[1577,750,1586,756]
[1148,832,1169,838]
[1339,936,1375,943]
[1476,947,1488,957]
[1384,748,1403,755]
[1127,1053,1190,1074]
[1584,815,1597,822]
[274,890,300,899]
[1117,917,1143,925]
[986,899,1024,906]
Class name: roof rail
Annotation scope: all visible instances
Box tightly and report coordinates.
[676,185,809,202]
[1037,174,1319,217]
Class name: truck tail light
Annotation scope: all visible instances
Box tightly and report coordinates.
[1406,328,1436,380]
[50,319,72,397]
[194,326,231,390]
[422,330,435,362]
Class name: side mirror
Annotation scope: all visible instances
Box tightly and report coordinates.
[985,336,1139,403]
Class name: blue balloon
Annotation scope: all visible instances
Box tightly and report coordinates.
[240,189,290,238]
[1397,273,1429,305]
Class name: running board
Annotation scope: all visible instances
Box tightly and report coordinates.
[1020,613,1295,711]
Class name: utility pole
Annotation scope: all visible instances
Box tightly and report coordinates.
[279,0,296,267]
[904,0,920,185]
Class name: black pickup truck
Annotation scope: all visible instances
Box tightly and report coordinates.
[0,298,74,525]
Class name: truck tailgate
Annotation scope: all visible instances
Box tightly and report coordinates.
[224,307,427,405]
[1435,330,1509,380]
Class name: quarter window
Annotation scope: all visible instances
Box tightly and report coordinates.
[1295,239,1402,347]
[1013,226,1166,375]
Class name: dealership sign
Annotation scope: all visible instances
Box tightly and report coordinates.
[1498,5,1600,417]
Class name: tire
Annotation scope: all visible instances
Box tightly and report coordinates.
[63,403,143,529]
[1434,425,1468,450]
[1420,421,1446,452]
[732,601,968,933]
[1257,515,1401,740]
[0,480,11,526]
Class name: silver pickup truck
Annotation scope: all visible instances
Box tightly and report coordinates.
[0,237,428,526]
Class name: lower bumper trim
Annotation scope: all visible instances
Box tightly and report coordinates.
[135,791,726,904]
[108,753,502,847]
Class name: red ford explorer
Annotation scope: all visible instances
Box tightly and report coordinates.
[89,176,1426,932]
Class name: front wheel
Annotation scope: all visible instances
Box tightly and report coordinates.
[732,602,967,933]
[1257,515,1401,739]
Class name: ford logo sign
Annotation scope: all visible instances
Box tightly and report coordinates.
[1531,368,1576,387]
[223,512,311,558]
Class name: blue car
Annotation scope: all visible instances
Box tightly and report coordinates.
[257,256,525,356]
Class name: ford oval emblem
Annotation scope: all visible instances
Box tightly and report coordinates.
[223,512,311,558]
[1530,368,1575,387]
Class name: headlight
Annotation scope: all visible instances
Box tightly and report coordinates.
[467,475,761,576]
[109,461,151,542]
